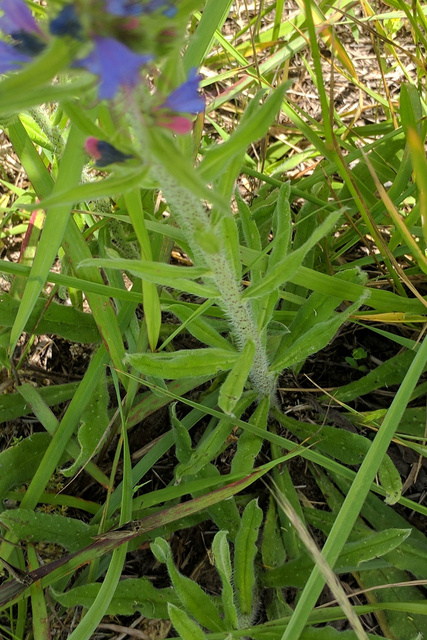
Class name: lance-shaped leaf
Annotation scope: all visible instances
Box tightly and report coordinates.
[78,257,218,298]
[0,458,288,609]
[218,339,255,415]
[126,348,239,380]
[242,210,343,300]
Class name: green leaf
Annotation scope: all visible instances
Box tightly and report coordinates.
[277,413,400,500]
[52,578,179,618]
[242,210,344,300]
[78,257,218,298]
[175,393,256,482]
[199,85,288,183]
[0,294,100,343]
[378,455,402,505]
[26,167,150,210]
[269,182,292,269]
[168,603,207,640]
[152,538,226,631]
[183,0,233,69]
[328,349,418,403]
[126,348,239,379]
[400,83,423,138]
[165,303,233,351]
[231,396,270,475]
[0,509,96,552]
[217,215,242,280]
[270,299,363,372]
[264,528,412,588]
[234,499,263,618]
[0,434,55,510]
[171,403,193,465]
[0,39,78,111]
[0,383,79,423]
[62,371,110,477]
[9,124,86,351]
[218,339,255,415]
[212,530,238,629]
[151,537,171,564]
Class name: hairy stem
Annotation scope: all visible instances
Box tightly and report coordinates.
[155,168,276,398]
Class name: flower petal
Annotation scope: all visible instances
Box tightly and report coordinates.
[0,39,31,73]
[104,0,176,16]
[0,0,43,36]
[104,0,141,16]
[50,4,82,39]
[163,68,204,114]
[156,114,193,134]
[85,137,133,167]
[9,30,45,55]
[76,36,152,99]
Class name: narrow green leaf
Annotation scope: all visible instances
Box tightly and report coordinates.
[153,538,226,632]
[400,83,422,137]
[264,529,412,588]
[242,210,343,300]
[0,434,52,510]
[378,455,402,505]
[183,0,233,69]
[218,339,255,415]
[0,509,96,553]
[271,300,363,372]
[0,293,100,343]
[269,182,292,269]
[165,303,233,351]
[0,383,79,423]
[52,579,179,618]
[62,372,110,477]
[217,215,242,280]
[234,499,263,618]
[199,85,288,183]
[230,397,269,477]
[25,167,149,210]
[168,603,207,640]
[125,189,161,351]
[78,257,218,298]
[171,403,193,465]
[212,531,238,629]
[126,348,239,379]
[10,124,86,351]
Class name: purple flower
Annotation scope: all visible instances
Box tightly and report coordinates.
[105,0,141,15]
[143,0,177,16]
[0,39,31,73]
[75,36,152,99]
[0,0,45,63]
[85,137,134,167]
[0,0,43,37]
[105,0,176,17]
[7,30,45,55]
[49,4,82,39]
[162,68,204,114]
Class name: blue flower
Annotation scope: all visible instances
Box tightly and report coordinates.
[85,137,133,167]
[105,0,141,16]
[0,39,31,73]
[49,4,82,39]
[105,0,177,17]
[0,0,43,37]
[0,0,45,57]
[162,68,204,114]
[75,36,152,99]
[143,0,177,16]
